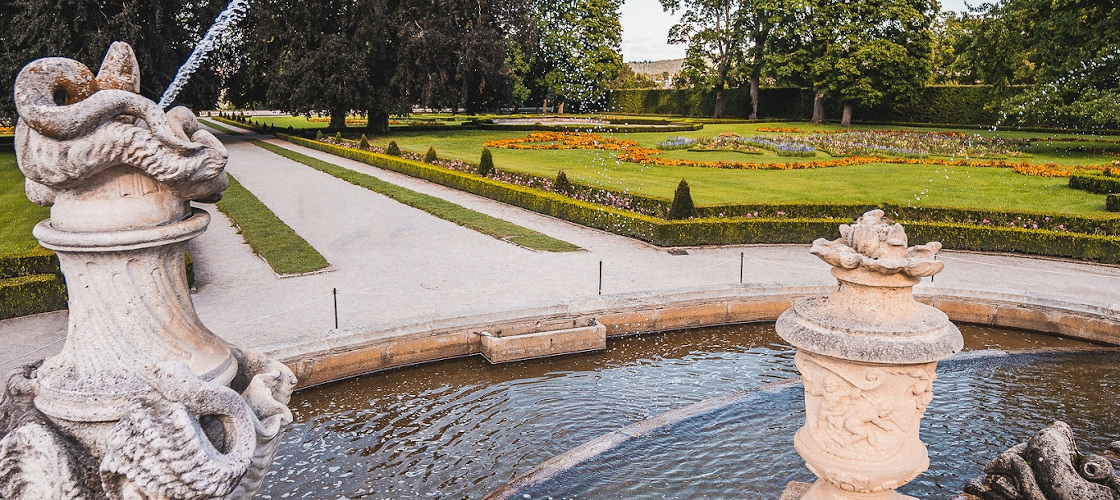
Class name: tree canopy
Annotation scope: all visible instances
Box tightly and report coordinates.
[0,0,226,123]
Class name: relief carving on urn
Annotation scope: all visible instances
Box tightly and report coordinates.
[0,43,296,499]
[778,210,963,500]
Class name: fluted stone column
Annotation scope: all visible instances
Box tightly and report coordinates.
[777,210,963,500]
[0,43,296,499]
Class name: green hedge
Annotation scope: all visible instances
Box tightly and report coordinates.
[0,248,60,279]
[0,248,196,319]
[1108,194,1119,212]
[0,274,67,320]
[1070,171,1120,194]
[286,134,1120,263]
[607,86,1025,126]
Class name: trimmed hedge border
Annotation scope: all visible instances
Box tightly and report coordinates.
[0,274,67,320]
[1108,194,1119,213]
[281,134,1120,264]
[0,248,197,319]
[1070,171,1120,194]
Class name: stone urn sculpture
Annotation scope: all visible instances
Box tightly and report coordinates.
[0,43,296,499]
[777,210,963,500]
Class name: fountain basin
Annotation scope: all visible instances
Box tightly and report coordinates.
[257,322,1116,499]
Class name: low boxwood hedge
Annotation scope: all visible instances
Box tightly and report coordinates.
[1108,194,1119,213]
[0,247,196,319]
[1070,171,1120,194]
[0,274,67,320]
[284,133,1120,263]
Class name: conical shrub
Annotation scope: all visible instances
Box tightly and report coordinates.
[386,141,401,156]
[478,148,494,176]
[667,179,695,219]
[424,146,438,163]
[315,130,324,140]
[359,134,370,150]
[554,170,572,194]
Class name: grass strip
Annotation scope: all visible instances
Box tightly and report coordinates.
[215,174,331,275]
[250,139,581,252]
[199,118,241,134]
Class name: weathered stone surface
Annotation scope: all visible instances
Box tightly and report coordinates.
[777,210,963,500]
[480,321,606,363]
[0,43,294,499]
[964,421,1120,500]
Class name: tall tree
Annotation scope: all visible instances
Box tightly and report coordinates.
[0,0,226,122]
[526,0,625,114]
[956,0,1119,128]
[770,0,934,125]
[661,0,745,119]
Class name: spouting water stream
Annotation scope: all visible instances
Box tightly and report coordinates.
[158,0,252,109]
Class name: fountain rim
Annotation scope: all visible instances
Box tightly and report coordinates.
[262,284,1120,390]
[477,345,1120,500]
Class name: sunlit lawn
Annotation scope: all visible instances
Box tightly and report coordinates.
[0,152,50,254]
[253,115,1120,217]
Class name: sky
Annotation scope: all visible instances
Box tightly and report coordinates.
[620,0,973,63]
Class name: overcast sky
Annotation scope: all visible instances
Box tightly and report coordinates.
[620,0,973,62]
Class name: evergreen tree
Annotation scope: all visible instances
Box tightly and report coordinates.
[668,179,695,219]
[554,170,573,193]
[386,141,401,156]
[424,146,438,163]
[478,148,494,176]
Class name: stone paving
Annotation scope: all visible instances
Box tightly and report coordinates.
[4,123,1120,373]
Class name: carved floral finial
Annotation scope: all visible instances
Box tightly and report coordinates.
[810,209,944,277]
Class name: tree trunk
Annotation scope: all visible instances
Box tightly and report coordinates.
[841,103,852,127]
[713,86,725,119]
[366,111,389,134]
[749,75,760,120]
[557,100,565,115]
[811,91,825,124]
[329,109,347,130]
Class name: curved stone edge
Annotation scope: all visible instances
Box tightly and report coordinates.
[478,347,1119,500]
[256,284,1120,389]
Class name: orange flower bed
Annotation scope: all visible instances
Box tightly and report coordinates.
[0,126,12,135]
[484,132,643,151]
[487,131,1105,178]
[756,126,804,133]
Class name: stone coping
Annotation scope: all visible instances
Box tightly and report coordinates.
[259,283,1120,389]
[478,346,1120,500]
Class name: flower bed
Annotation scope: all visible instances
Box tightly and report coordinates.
[756,126,805,133]
[288,134,1120,263]
[689,133,763,154]
[657,137,698,150]
[484,131,1101,177]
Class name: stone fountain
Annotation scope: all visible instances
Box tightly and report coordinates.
[778,210,964,500]
[0,43,295,499]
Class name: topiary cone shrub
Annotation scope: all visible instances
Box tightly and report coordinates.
[479,148,494,176]
[334,131,342,141]
[359,134,370,150]
[315,130,324,140]
[424,146,438,163]
[668,179,695,219]
[386,141,401,156]
[554,170,572,194]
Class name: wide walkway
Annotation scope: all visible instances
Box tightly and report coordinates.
[4,124,1120,373]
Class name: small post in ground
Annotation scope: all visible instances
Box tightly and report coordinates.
[333,287,339,329]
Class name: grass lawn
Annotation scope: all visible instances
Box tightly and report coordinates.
[216,175,331,275]
[252,115,1119,217]
[250,140,582,252]
[0,152,50,254]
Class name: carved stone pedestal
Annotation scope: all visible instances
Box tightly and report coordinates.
[0,43,296,499]
[777,210,963,500]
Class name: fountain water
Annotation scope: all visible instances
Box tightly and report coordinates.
[158,0,253,109]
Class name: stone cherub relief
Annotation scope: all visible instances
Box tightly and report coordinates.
[0,43,295,499]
